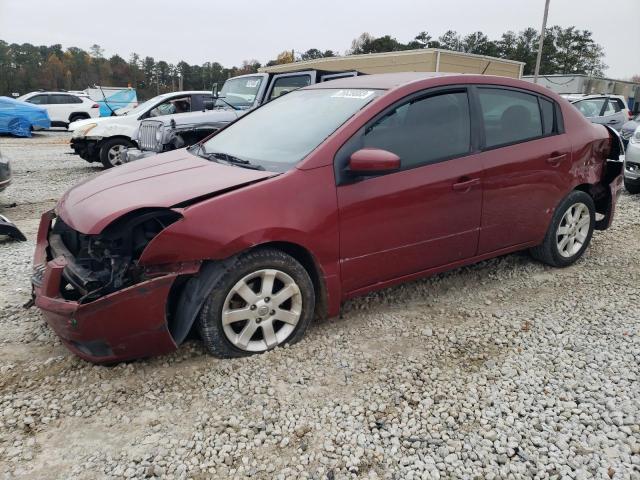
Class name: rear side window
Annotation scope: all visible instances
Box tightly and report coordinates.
[269,75,311,100]
[607,99,623,114]
[50,94,81,104]
[478,88,543,148]
[363,91,471,169]
[574,98,606,118]
[539,97,555,135]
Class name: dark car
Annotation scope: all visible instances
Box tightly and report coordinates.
[32,73,623,363]
[0,149,26,241]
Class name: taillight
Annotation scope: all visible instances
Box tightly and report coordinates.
[92,104,99,108]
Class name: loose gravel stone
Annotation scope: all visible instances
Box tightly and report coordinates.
[0,132,639,479]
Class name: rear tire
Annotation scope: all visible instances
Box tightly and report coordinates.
[99,137,134,169]
[197,249,315,358]
[530,190,595,268]
[624,178,640,194]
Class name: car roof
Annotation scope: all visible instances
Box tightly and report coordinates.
[305,72,562,100]
[308,72,454,90]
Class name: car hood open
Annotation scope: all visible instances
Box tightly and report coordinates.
[57,149,276,234]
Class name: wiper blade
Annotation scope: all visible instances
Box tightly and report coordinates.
[203,151,265,170]
[214,96,239,111]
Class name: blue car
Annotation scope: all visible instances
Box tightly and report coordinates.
[0,96,51,137]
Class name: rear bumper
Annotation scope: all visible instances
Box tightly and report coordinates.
[32,211,179,364]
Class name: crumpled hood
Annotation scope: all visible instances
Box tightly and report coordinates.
[69,115,117,131]
[57,149,276,234]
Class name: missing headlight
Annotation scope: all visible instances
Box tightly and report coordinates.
[50,209,182,303]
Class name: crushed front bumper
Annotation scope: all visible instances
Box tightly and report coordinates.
[31,211,180,363]
[69,138,100,162]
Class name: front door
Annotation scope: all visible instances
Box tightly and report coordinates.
[336,88,483,293]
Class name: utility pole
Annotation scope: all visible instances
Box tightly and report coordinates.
[533,0,551,83]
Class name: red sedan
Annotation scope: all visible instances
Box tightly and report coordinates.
[32,73,624,363]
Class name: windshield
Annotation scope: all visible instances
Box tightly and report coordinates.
[216,76,264,109]
[200,88,382,172]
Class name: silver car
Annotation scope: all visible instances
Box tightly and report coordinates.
[620,113,640,146]
[624,125,640,194]
[571,95,630,131]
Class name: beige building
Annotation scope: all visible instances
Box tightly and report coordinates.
[259,49,525,79]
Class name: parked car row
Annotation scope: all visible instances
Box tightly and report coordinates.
[32,73,624,363]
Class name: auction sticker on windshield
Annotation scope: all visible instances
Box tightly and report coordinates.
[246,80,260,88]
[330,90,376,100]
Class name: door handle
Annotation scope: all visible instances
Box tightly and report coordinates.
[547,153,567,165]
[607,120,619,125]
[452,177,480,192]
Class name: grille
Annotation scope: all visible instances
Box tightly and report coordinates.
[138,121,163,152]
[621,130,632,141]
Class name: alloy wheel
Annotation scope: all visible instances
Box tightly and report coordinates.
[556,202,590,258]
[107,145,126,166]
[221,269,302,352]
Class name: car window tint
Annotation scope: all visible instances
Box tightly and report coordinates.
[363,91,471,169]
[608,99,622,113]
[602,100,617,116]
[478,88,543,148]
[149,96,191,117]
[27,95,48,105]
[574,98,606,118]
[540,97,555,135]
[68,95,83,104]
[269,75,311,100]
[50,94,74,104]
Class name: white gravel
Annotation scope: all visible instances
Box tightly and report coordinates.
[0,132,639,479]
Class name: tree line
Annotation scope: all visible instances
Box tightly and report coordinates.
[0,25,608,100]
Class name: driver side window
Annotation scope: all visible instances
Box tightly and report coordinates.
[362,91,471,169]
[149,96,192,117]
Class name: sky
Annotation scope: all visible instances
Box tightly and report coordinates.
[0,0,638,79]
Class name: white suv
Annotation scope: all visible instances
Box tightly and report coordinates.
[17,91,100,127]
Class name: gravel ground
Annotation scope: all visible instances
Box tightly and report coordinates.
[0,131,638,480]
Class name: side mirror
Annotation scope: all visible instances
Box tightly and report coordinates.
[348,148,400,175]
[203,100,215,110]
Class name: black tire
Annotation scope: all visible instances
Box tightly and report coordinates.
[624,178,640,195]
[197,249,315,358]
[69,113,89,125]
[99,137,134,169]
[530,190,595,267]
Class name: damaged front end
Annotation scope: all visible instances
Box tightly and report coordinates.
[49,208,183,303]
[32,208,200,363]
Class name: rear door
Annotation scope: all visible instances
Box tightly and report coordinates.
[601,97,627,131]
[474,86,571,254]
[336,87,483,293]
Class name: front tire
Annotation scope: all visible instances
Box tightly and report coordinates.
[624,178,640,194]
[99,138,134,168]
[530,190,595,267]
[197,249,315,358]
